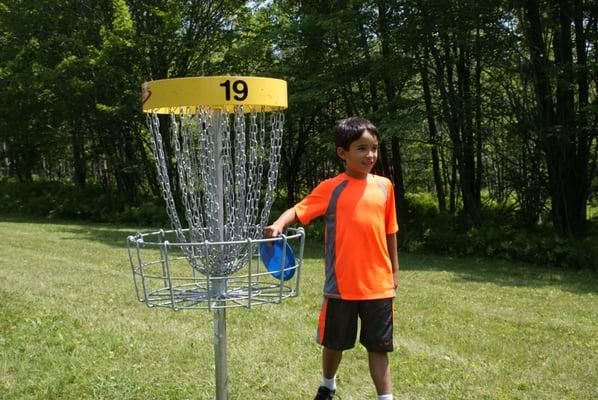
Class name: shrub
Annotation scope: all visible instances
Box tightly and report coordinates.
[0,180,167,226]
[116,201,169,227]
[404,192,598,271]
[2,181,595,270]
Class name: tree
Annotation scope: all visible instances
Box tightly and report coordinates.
[520,0,597,236]
[417,0,490,224]
[419,42,447,212]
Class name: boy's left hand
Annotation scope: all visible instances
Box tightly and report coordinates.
[393,270,399,290]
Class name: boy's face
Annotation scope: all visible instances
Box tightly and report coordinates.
[337,129,379,179]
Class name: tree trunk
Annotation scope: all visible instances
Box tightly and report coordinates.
[283,117,310,206]
[377,0,408,229]
[456,42,481,224]
[521,0,591,236]
[449,148,458,213]
[390,136,407,227]
[428,31,480,223]
[474,26,483,206]
[377,141,392,179]
[420,44,446,212]
[71,127,86,187]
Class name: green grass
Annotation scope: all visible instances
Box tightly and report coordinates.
[0,216,597,399]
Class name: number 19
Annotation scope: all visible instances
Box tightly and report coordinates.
[220,79,248,101]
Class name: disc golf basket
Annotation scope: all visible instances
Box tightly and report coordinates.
[127,76,304,400]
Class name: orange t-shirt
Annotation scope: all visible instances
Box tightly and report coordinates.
[294,173,398,300]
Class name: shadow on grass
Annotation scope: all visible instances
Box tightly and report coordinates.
[0,214,152,249]
[402,252,598,295]
[2,215,596,295]
[0,215,324,257]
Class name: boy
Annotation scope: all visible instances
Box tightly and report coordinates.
[264,117,399,400]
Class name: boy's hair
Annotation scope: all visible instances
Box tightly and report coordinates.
[334,117,379,150]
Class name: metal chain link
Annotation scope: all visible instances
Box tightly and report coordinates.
[147,113,185,241]
[146,107,283,276]
[259,111,284,233]
[232,106,247,240]
[244,108,263,239]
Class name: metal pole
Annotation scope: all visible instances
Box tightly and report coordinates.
[214,306,228,400]
[213,110,228,400]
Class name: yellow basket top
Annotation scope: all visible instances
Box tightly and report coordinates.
[142,76,287,114]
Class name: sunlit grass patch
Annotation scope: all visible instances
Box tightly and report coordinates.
[1,217,597,399]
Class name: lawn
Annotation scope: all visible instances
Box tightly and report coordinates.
[0,216,596,399]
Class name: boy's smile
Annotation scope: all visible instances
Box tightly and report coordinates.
[337,130,379,179]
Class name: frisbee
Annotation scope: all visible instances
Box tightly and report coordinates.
[259,240,296,281]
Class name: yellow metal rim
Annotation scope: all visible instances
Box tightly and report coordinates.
[141,76,287,114]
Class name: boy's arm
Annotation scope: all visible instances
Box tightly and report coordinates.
[264,207,297,238]
[386,233,400,289]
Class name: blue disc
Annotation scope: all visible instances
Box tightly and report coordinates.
[259,240,296,281]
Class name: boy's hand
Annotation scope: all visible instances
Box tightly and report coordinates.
[263,224,283,238]
[263,207,298,238]
[386,233,400,291]
[393,269,399,290]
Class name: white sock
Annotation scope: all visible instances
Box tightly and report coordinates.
[377,394,393,400]
[322,375,336,391]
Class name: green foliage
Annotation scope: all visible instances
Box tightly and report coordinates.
[0,180,168,226]
[402,193,598,271]
[0,1,596,265]
[404,192,440,219]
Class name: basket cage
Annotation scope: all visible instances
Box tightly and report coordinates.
[128,227,305,311]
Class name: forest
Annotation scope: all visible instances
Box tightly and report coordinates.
[1,0,597,269]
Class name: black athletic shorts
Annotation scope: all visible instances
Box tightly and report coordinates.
[316,297,394,352]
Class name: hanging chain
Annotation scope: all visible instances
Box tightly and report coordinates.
[147,113,185,243]
[146,108,284,276]
[259,111,284,233]
[245,108,263,239]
